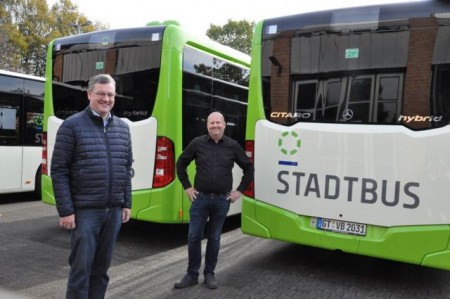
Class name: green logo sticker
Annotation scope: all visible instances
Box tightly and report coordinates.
[345,48,359,59]
[278,131,301,155]
[34,114,43,126]
[96,61,104,70]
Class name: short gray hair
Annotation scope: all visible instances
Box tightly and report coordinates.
[88,74,116,91]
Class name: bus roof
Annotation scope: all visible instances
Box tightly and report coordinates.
[0,70,44,82]
[51,24,250,68]
[261,0,450,38]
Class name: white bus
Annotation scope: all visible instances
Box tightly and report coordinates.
[0,70,44,197]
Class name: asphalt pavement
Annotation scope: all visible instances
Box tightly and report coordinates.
[2,195,450,299]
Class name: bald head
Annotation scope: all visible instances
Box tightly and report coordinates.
[207,112,226,142]
[207,112,225,123]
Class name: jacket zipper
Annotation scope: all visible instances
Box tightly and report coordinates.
[104,120,113,208]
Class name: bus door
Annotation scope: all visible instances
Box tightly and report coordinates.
[0,105,22,190]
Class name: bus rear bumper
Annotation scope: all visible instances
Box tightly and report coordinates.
[41,175,56,205]
[241,197,450,271]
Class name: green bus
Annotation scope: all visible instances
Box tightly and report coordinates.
[42,21,250,223]
[242,0,450,270]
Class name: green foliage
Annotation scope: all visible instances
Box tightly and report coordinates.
[0,0,108,76]
[206,19,255,55]
[0,2,253,77]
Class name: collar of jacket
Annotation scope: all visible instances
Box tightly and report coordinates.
[85,106,114,125]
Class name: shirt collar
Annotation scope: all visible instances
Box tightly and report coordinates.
[91,109,110,119]
[207,135,224,143]
[90,108,111,127]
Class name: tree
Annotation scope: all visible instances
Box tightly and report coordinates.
[0,0,107,76]
[206,19,255,55]
[50,0,107,37]
[0,0,24,73]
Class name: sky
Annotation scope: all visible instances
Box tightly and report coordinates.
[48,0,424,36]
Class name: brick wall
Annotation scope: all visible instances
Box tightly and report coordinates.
[403,17,438,129]
[270,31,295,115]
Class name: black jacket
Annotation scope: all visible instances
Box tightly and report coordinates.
[51,107,133,217]
[176,135,254,194]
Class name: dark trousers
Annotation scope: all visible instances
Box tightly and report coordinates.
[187,193,230,278]
[66,207,122,299]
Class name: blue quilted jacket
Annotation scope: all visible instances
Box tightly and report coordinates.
[51,107,133,217]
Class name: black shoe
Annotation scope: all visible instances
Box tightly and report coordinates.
[204,274,218,289]
[174,274,198,289]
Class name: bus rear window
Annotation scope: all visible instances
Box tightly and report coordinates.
[51,28,162,121]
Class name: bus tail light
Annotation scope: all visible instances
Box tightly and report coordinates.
[243,140,254,198]
[42,132,48,175]
[153,136,175,188]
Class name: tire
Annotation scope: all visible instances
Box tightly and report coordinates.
[33,166,42,200]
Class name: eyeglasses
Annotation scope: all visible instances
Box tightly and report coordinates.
[93,91,115,99]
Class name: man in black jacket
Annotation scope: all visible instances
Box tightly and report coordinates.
[174,111,254,290]
[51,74,133,299]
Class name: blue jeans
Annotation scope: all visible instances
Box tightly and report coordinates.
[66,207,122,299]
[187,193,230,278]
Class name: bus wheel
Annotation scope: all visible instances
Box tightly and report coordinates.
[34,166,42,200]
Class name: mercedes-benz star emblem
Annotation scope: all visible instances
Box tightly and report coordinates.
[342,109,353,120]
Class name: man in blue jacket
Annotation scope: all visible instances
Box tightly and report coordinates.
[51,74,133,299]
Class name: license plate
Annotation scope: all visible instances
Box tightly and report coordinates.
[316,218,367,236]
